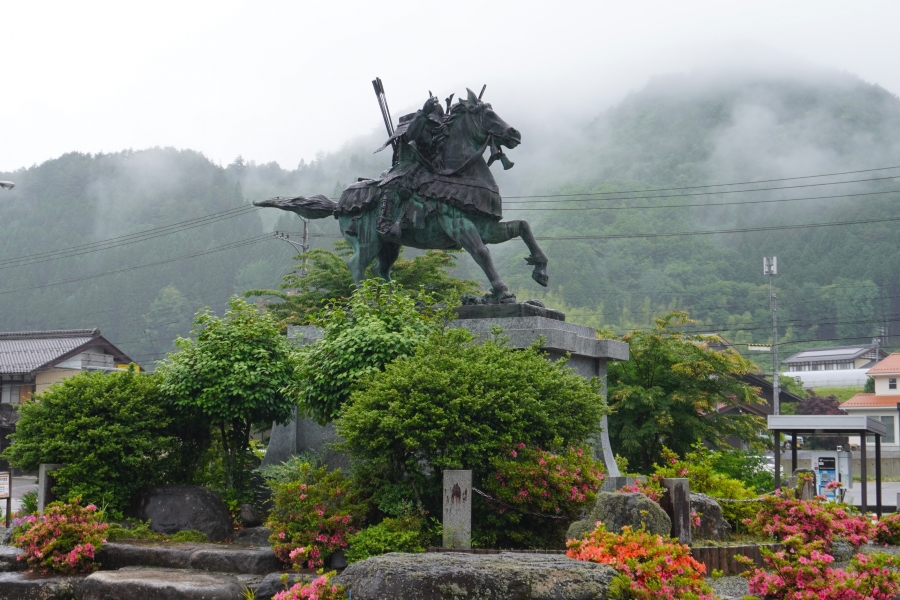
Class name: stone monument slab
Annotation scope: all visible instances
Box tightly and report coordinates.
[443,470,472,549]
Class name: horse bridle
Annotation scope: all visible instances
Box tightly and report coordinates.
[437,104,512,176]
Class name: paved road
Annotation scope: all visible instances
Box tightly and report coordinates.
[844,480,900,512]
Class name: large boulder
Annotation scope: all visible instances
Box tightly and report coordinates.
[127,485,233,542]
[566,492,671,540]
[690,492,731,541]
[335,552,615,600]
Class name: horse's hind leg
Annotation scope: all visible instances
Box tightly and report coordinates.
[438,211,515,303]
[481,220,549,287]
[372,242,401,281]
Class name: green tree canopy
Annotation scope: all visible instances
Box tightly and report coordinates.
[1,370,203,517]
[289,279,444,424]
[157,297,295,496]
[336,326,606,532]
[607,311,765,473]
[245,242,478,328]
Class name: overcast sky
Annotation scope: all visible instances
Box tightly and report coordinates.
[3,1,899,172]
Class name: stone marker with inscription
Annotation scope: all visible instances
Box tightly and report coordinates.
[443,470,472,549]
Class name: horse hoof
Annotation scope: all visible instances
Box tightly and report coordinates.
[531,269,549,287]
[498,291,517,304]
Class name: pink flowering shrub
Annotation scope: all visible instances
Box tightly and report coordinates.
[266,462,365,569]
[12,499,108,574]
[876,512,900,545]
[274,570,348,600]
[741,534,900,600]
[743,490,878,547]
[616,477,664,503]
[479,443,604,548]
[567,523,714,600]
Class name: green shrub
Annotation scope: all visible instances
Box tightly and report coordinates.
[337,327,606,544]
[105,520,162,541]
[345,517,426,563]
[18,490,38,517]
[710,448,775,494]
[169,529,208,542]
[652,443,758,531]
[2,370,207,518]
[265,458,366,569]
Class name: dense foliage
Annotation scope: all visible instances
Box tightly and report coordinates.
[157,297,295,501]
[345,517,427,564]
[567,524,713,600]
[247,243,478,327]
[708,448,775,494]
[336,326,606,544]
[2,370,203,516]
[479,444,604,549]
[607,312,765,472]
[13,500,108,574]
[288,280,444,424]
[742,536,900,600]
[265,459,365,569]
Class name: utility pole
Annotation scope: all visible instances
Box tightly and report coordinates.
[274,217,310,277]
[764,257,779,415]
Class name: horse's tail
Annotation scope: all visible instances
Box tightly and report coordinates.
[253,194,336,220]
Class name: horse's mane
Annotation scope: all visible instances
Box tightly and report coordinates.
[429,101,480,165]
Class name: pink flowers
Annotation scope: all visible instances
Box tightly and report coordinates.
[12,500,108,574]
[274,570,347,600]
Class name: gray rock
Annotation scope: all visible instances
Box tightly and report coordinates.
[97,542,196,570]
[0,546,25,572]
[233,527,273,546]
[254,573,311,600]
[189,547,280,575]
[238,504,262,528]
[566,492,671,540]
[334,552,616,600]
[82,569,244,599]
[0,571,85,599]
[127,485,233,542]
[0,529,12,546]
[690,493,732,541]
[831,537,855,562]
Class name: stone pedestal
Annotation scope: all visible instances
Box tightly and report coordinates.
[443,470,472,549]
[265,309,629,477]
[660,478,691,545]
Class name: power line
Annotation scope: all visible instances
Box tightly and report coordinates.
[504,174,900,202]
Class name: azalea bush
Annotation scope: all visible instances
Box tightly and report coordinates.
[274,570,348,600]
[876,512,900,545]
[567,523,713,600]
[479,443,604,548]
[13,500,108,574]
[742,535,900,600]
[743,490,877,547]
[266,459,366,569]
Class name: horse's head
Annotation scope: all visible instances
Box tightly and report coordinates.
[461,88,521,149]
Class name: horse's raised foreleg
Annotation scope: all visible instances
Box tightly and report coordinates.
[372,242,401,281]
[482,220,549,287]
[438,211,515,303]
[341,215,381,284]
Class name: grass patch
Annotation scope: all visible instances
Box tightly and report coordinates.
[806,387,864,402]
[105,521,208,543]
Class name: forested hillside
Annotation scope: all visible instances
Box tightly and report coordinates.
[3,65,900,367]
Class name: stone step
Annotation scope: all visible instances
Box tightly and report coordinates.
[0,571,84,599]
[84,568,247,600]
[98,541,280,575]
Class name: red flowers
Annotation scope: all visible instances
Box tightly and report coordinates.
[567,523,713,600]
[12,500,108,574]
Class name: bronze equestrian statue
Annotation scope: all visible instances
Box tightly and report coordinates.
[254,85,548,304]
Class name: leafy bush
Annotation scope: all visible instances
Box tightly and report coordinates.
[274,570,347,600]
[265,459,365,569]
[17,490,38,517]
[289,280,443,424]
[876,512,900,545]
[743,490,877,547]
[2,370,204,518]
[652,444,758,530]
[345,517,426,563]
[742,535,900,600]
[337,326,606,543]
[479,444,604,548]
[13,500,108,573]
[710,448,775,494]
[567,523,713,600]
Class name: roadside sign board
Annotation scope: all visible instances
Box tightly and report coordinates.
[0,473,9,499]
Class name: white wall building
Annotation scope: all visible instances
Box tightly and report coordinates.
[782,345,886,388]
[841,354,900,448]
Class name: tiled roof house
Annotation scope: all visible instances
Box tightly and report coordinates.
[0,329,135,404]
[840,353,900,447]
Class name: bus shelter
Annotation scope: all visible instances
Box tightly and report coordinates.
[768,415,887,516]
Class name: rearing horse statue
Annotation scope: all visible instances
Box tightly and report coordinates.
[255,87,548,303]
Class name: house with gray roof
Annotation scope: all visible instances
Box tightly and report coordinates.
[782,344,887,388]
[0,329,136,404]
